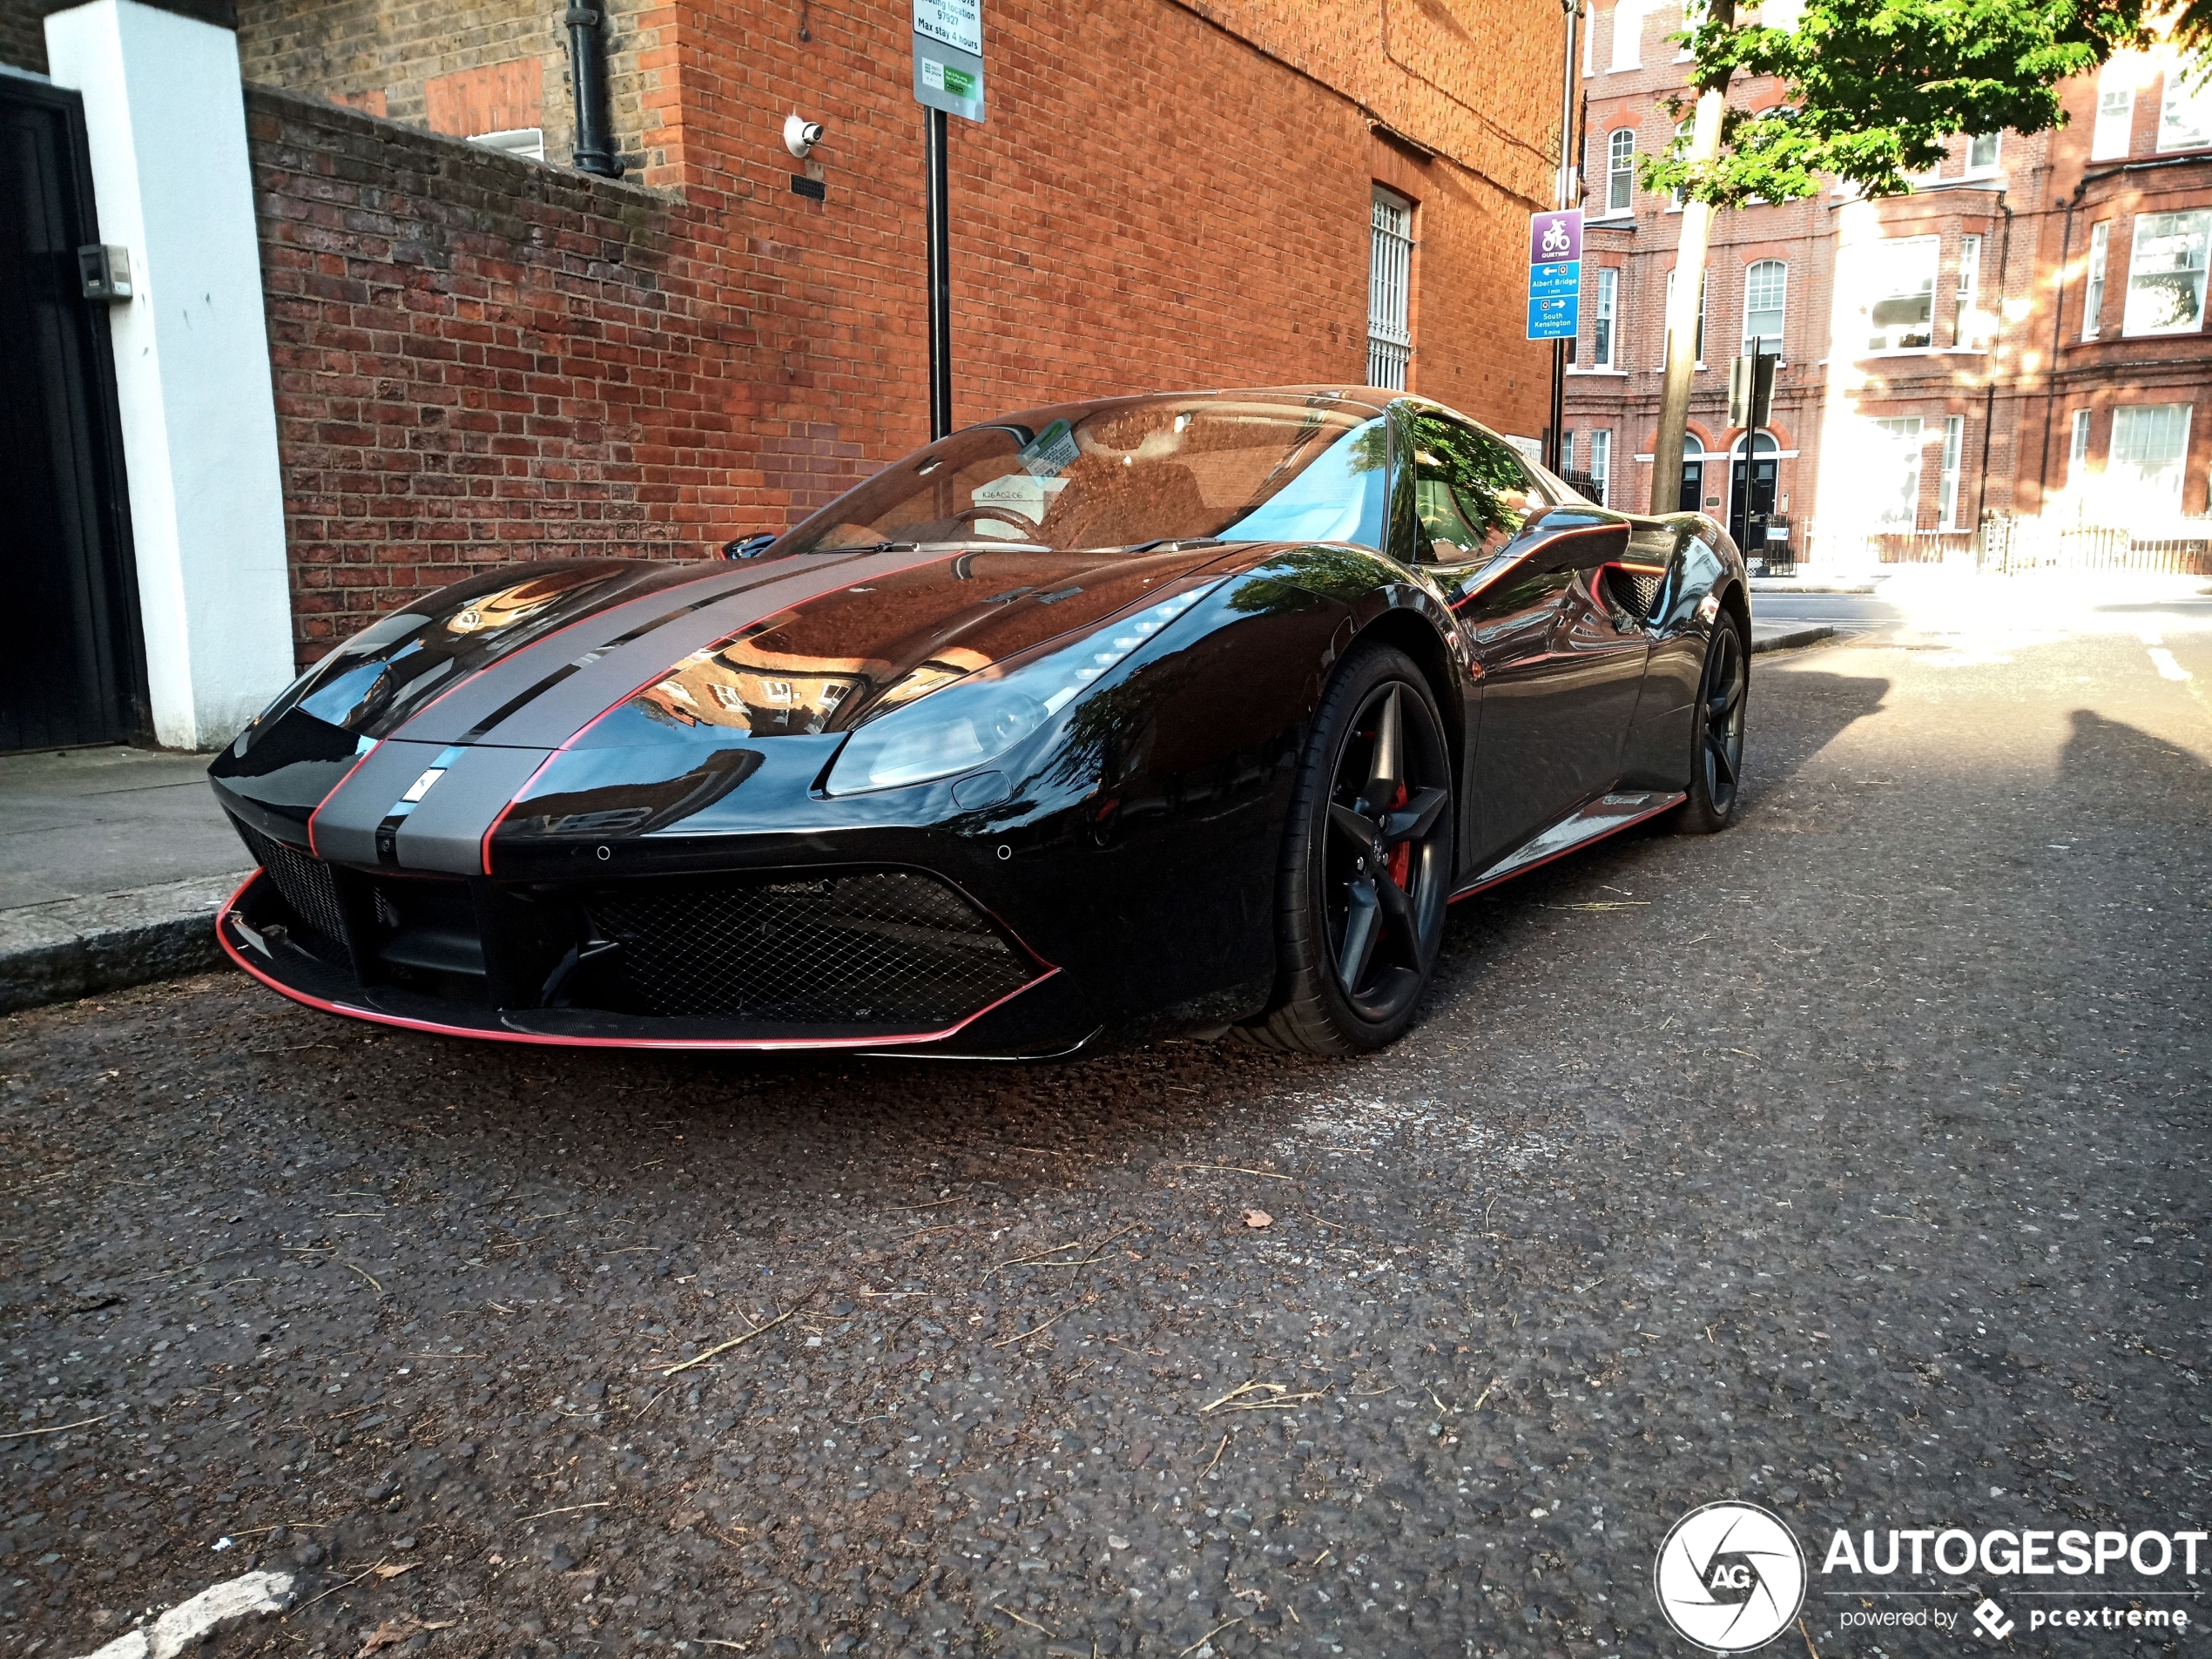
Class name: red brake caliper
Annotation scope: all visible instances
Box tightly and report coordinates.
[1387,781,1412,888]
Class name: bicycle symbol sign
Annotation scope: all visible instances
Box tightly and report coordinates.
[1526,210,1582,340]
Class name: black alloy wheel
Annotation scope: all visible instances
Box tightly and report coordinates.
[1677,609,1747,833]
[1244,644,1454,1055]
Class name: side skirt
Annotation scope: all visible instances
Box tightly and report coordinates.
[1448,790,1686,901]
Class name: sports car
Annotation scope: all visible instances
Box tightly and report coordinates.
[209,387,1749,1058]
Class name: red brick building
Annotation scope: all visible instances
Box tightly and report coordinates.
[1561,3,2212,563]
[2,0,1562,752]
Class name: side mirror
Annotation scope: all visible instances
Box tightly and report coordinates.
[723,533,777,560]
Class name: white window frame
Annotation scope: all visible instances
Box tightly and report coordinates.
[1593,266,1620,366]
[1589,429,1613,505]
[2083,220,2110,340]
[1561,431,1575,476]
[1870,415,1925,529]
[470,126,546,162]
[2093,81,2135,160]
[1605,129,1636,216]
[1964,132,2000,177]
[2161,72,2212,153]
[1851,235,1939,354]
[1938,414,1966,529]
[2067,408,2094,487]
[1367,187,1414,389]
[2122,207,2211,338]
[1955,233,1982,346]
[2108,403,2193,506]
[1610,0,1642,71]
[1742,259,1785,355]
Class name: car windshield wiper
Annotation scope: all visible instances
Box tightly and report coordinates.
[1122,536,1229,554]
[809,540,920,555]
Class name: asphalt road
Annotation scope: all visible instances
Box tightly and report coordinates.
[4,583,2209,1659]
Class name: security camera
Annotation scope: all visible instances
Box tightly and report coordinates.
[784,113,826,158]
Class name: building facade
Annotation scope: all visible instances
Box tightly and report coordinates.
[1,0,1561,751]
[1561,0,2212,563]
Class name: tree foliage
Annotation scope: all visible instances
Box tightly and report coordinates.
[1639,0,2178,207]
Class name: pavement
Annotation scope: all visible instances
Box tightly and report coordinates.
[3,577,2208,1658]
[0,747,247,1014]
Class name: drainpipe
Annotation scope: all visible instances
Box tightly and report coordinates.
[567,2,623,177]
[2038,191,2076,505]
[1972,192,2011,535]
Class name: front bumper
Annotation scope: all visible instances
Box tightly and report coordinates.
[215,829,1097,1055]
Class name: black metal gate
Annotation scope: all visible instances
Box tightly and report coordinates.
[0,76,142,752]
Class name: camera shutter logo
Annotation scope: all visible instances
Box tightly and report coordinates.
[1653,1501,1807,1652]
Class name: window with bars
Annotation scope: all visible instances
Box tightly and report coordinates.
[1367,188,1414,390]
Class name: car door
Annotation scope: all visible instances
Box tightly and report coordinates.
[1404,411,1648,871]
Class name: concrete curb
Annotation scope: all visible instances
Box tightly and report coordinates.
[1750,578,1878,594]
[0,872,249,1015]
[1750,622,1837,654]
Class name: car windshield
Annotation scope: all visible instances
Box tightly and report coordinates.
[775,395,1392,556]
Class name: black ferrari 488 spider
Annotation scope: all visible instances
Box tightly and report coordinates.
[210,387,1749,1058]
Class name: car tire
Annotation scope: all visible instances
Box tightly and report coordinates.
[1675,607,1748,834]
[1242,644,1455,1056]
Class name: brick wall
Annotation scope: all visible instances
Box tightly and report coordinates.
[246,85,732,661]
[233,0,671,176]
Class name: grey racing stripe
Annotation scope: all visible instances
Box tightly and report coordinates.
[391,745,555,874]
[309,739,454,866]
[384,562,783,746]
[465,546,947,749]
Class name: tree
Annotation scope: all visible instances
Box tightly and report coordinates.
[1636,0,2188,516]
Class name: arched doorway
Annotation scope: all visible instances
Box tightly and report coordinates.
[1676,435,1706,513]
[1728,431,1779,550]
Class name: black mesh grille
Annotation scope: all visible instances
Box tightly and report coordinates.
[1603,569,1663,619]
[235,821,350,954]
[590,870,1036,1027]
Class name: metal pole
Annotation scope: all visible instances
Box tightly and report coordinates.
[1547,0,1578,472]
[925,107,953,440]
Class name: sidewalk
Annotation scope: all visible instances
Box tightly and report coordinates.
[0,745,249,1013]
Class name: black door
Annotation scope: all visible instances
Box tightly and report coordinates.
[0,78,142,752]
[1407,411,1644,869]
[1729,449,1778,550]
[1677,454,1704,513]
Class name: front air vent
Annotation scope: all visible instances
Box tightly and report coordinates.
[232,819,351,959]
[587,869,1038,1028]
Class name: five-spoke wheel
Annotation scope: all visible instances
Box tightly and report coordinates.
[1246,645,1453,1055]
[1677,609,1747,833]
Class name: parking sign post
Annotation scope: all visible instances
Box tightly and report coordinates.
[913,0,984,439]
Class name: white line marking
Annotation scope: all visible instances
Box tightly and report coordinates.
[2149,647,2190,682]
[76,1571,294,1659]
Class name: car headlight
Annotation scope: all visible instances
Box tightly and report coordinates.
[825,583,1220,794]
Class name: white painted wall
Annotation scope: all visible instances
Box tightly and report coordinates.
[44,0,294,751]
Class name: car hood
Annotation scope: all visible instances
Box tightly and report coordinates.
[209,543,1272,852]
